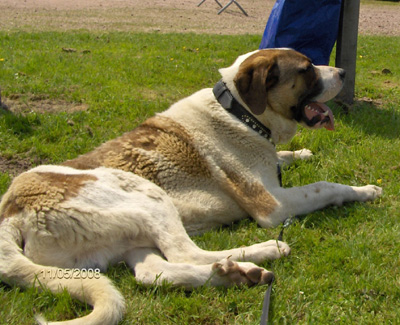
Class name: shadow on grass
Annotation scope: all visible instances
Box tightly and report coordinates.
[293,201,386,232]
[0,108,36,137]
[331,99,400,139]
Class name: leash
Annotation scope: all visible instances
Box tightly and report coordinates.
[278,215,297,242]
[259,215,297,325]
[260,164,298,324]
[260,275,274,325]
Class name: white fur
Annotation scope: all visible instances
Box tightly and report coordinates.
[0,166,289,324]
[313,65,345,102]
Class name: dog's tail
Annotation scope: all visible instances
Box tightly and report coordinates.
[0,218,125,325]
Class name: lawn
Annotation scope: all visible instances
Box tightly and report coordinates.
[0,31,400,324]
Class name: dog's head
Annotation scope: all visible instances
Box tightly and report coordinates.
[219,49,345,131]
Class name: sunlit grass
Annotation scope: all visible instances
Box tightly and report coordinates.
[0,31,400,323]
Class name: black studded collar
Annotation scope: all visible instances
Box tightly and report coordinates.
[213,80,274,145]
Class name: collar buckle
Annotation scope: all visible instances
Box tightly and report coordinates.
[213,80,234,110]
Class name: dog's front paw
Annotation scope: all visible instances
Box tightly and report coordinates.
[295,149,313,160]
[276,240,291,257]
[354,184,383,201]
[246,240,291,262]
[264,240,291,259]
[212,258,274,286]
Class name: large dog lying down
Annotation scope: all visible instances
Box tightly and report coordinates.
[0,49,382,324]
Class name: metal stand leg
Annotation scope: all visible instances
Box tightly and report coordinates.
[218,0,248,16]
[198,0,223,8]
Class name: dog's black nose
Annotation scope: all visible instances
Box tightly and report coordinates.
[338,68,346,81]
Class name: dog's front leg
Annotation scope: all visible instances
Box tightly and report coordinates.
[259,182,382,227]
[276,149,313,166]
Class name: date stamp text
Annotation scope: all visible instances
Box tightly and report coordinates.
[39,268,101,280]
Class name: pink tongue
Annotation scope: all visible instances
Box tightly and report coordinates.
[305,102,335,130]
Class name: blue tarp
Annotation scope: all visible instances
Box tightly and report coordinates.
[259,0,342,65]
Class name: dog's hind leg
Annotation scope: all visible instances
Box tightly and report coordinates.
[139,192,290,265]
[105,168,290,266]
[160,231,290,265]
[126,248,274,289]
[143,210,290,266]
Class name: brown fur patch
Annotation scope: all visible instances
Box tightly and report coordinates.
[63,116,211,186]
[234,52,280,115]
[0,193,22,219]
[0,172,97,218]
[222,169,277,218]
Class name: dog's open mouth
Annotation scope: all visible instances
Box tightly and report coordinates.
[303,102,334,130]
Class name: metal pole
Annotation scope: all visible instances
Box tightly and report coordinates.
[335,0,361,105]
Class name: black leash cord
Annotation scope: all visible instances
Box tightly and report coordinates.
[278,215,297,241]
[260,214,298,323]
[259,163,282,324]
[260,276,274,325]
[260,164,298,324]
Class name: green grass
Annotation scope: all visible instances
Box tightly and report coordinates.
[1,32,400,324]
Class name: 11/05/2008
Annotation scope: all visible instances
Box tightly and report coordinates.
[39,268,101,280]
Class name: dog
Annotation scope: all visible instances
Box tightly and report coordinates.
[0,49,382,324]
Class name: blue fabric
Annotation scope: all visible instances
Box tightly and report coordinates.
[260,0,342,65]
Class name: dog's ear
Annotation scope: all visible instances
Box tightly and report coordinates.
[234,58,279,115]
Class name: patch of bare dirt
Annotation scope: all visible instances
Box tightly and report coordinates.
[1,94,88,114]
[359,4,400,36]
[0,0,398,36]
[0,155,33,177]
